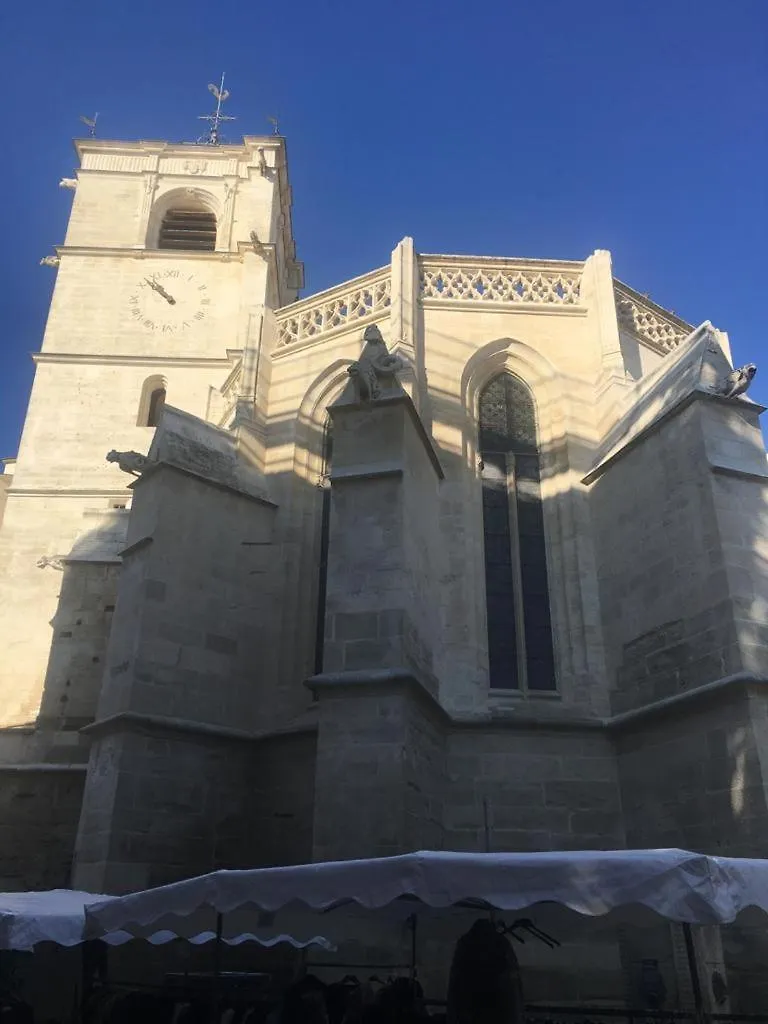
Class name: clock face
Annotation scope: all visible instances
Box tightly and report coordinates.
[128,270,211,333]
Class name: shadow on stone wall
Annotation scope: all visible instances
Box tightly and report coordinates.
[0,518,129,890]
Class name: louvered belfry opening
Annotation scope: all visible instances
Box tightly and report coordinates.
[158,207,217,251]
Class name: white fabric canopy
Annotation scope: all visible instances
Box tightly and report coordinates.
[0,891,121,950]
[0,890,333,952]
[83,848,768,945]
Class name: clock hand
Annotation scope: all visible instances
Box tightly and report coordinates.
[144,277,176,304]
[155,284,176,305]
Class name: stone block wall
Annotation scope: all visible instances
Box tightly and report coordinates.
[592,401,743,714]
[323,396,443,693]
[311,679,445,862]
[94,464,276,732]
[74,726,317,893]
[445,725,623,852]
[0,768,85,889]
[37,561,120,729]
[710,465,768,680]
[73,727,262,893]
[0,471,11,529]
[616,689,768,856]
[249,729,317,867]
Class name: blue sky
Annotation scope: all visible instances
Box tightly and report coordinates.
[2,0,766,459]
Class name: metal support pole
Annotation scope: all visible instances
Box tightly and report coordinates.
[210,912,224,1024]
[408,914,417,980]
[682,923,705,1020]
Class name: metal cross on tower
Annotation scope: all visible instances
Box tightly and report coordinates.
[197,73,236,146]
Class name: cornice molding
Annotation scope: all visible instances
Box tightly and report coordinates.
[419,253,585,272]
[7,488,132,498]
[74,136,285,162]
[33,352,232,368]
[420,299,588,317]
[55,245,244,263]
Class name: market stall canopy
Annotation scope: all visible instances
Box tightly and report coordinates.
[0,891,124,950]
[83,848,768,944]
[0,890,334,952]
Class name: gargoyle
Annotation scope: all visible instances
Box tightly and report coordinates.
[720,363,757,399]
[106,450,149,476]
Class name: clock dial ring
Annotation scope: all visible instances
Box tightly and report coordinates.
[128,269,210,333]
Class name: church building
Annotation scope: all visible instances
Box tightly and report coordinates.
[1,125,767,1005]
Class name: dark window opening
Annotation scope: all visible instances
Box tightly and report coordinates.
[314,421,334,675]
[147,387,166,427]
[158,207,217,252]
[479,373,556,691]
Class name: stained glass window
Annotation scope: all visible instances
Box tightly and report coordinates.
[479,374,556,691]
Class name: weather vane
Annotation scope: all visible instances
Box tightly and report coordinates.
[198,74,236,145]
[79,113,99,137]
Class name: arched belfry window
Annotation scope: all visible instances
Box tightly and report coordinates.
[314,419,334,674]
[158,204,216,252]
[137,376,167,427]
[479,373,556,691]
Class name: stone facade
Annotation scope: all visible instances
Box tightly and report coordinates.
[1,134,767,1009]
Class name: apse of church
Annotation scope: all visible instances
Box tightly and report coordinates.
[0,125,767,988]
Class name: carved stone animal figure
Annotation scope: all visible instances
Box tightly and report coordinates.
[347,325,405,402]
[447,919,524,1024]
[106,449,149,476]
[720,363,757,399]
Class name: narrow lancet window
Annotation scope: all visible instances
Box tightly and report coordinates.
[479,373,555,691]
[314,421,334,674]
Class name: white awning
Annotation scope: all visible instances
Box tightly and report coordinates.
[83,849,768,945]
[0,890,333,951]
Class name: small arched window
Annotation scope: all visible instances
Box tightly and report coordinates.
[147,388,166,427]
[158,205,217,252]
[137,376,167,427]
[479,372,556,691]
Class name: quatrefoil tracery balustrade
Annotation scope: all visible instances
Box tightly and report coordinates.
[276,274,391,348]
[420,265,582,305]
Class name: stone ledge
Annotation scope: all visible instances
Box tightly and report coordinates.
[119,535,153,559]
[711,464,768,484]
[7,488,133,498]
[330,465,404,484]
[132,459,277,508]
[306,668,449,724]
[584,390,766,486]
[420,299,588,318]
[74,677,768,757]
[307,669,768,738]
[456,709,604,733]
[608,671,768,732]
[33,352,233,368]
[81,710,317,746]
[55,245,245,264]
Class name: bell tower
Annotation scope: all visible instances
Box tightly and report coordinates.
[0,124,303,745]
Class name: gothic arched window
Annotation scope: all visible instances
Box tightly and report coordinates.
[314,419,334,674]
[158,205,217,252]
[479,373,556,691]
